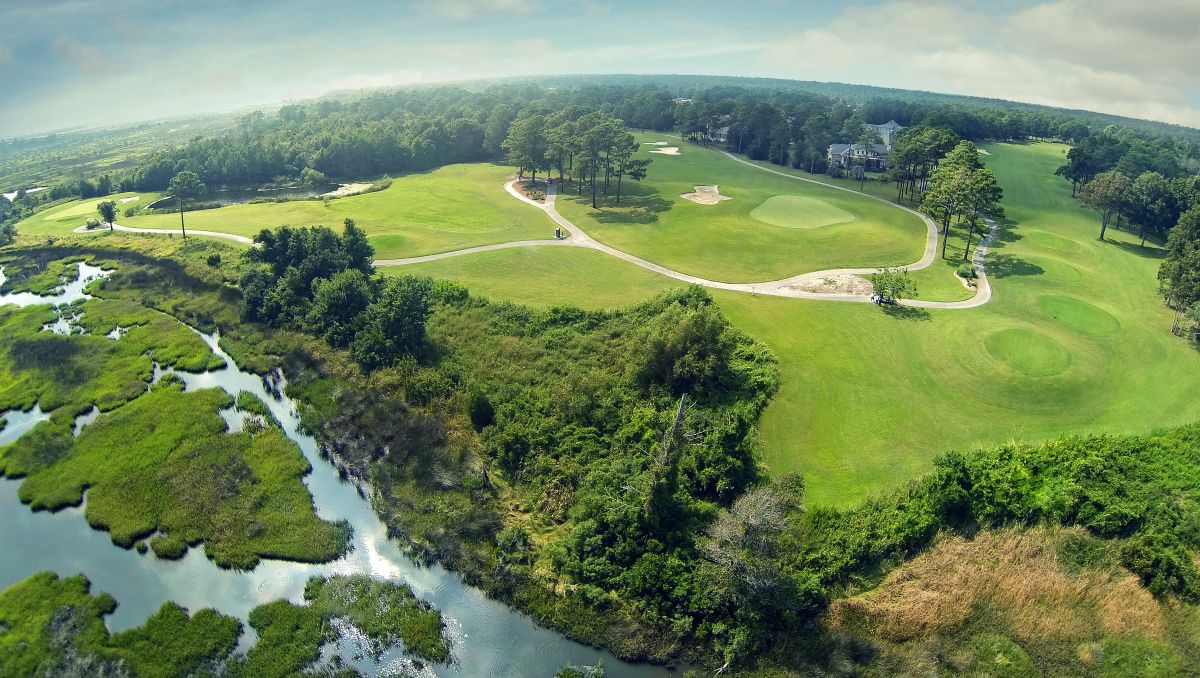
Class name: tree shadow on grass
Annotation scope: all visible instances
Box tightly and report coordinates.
[1108,239,1167,260]
[883,304,932,321]
[988,217,1023,247]
[986,253,1045,279]
[566,193,673,225]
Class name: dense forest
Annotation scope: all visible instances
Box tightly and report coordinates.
[84,80,1200,193]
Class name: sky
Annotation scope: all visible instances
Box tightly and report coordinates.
[0,0,1197,137]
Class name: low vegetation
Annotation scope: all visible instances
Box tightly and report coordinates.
[0,251,348,569]
[0,572,449,677]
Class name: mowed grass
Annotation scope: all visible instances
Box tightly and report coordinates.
[553,134,927,282]
[749,195,855,229]
[17,164,550,258]
[387,246,681,310]
[397,142,1200,506]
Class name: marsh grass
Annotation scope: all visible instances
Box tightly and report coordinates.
[0,572,446,676]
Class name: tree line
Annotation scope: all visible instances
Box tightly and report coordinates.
[97,81,1198,196]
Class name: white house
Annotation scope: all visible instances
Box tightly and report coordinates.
[863,120,905,150]
[827,142,890,170]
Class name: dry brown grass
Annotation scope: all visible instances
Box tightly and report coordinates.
[828,526,1166,644]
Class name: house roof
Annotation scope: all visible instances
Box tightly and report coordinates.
[865,120,904,132]
[828,143,889,155]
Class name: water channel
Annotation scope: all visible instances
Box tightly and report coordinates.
[0,261,678,677]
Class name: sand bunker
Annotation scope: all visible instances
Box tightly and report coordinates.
[321,183,372,198]
[119,196,140,203]
[643,141,669,146]
[650,146,680,156]
[785,274,874,296]
[680,185,731,205]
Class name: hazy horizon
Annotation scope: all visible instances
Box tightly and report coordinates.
[1,0,1198,138]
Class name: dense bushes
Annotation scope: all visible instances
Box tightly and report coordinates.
[781,425,1200,612]
[240,220,438,370]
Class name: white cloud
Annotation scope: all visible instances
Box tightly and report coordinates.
[762,0,1200,127]
[420,0,536,20]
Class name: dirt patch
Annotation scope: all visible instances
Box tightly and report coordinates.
[321,183,372,198]
[680,185,730,205]
[650,146,680,156]
[785,274,873,296]
[513,180,548,203]
[828,526,1166,644]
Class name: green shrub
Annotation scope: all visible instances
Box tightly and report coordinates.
[957,262,977,279]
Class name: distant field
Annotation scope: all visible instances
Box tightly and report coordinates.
[553,134,928,282]
[18,164,550,258]
[393,142,1200,506]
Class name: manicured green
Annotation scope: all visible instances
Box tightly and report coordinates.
[718,141,1200,504]
[748,194,856,230]
[554,134,927,282]
[389,142,1200,506]
[29,192,158,228]
[390,246,681,310]
[18,165,550,258]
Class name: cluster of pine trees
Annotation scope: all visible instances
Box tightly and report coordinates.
[502,108,651,206]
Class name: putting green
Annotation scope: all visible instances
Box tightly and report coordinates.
[1024,256,1084,283]
[985,328,1072,377]
[1037,296,1120,337]
[749,195,856,230]
[41,193,152,222]
[553,133,927,282]
[1025,230,1083,254]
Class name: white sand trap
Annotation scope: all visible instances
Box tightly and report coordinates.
[680,185,731,205]
[978,149,991,155]
[650,146,680,156]
[643,141,669,146]
[321,182,372,198]
[119,196,140,203]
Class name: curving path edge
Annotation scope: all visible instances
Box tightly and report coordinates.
[74,151,998,309]
[379,173,998,308]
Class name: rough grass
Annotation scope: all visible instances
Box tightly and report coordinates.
[18,165,550,258]
[554,133,927,282]
[826,527,1193,676]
